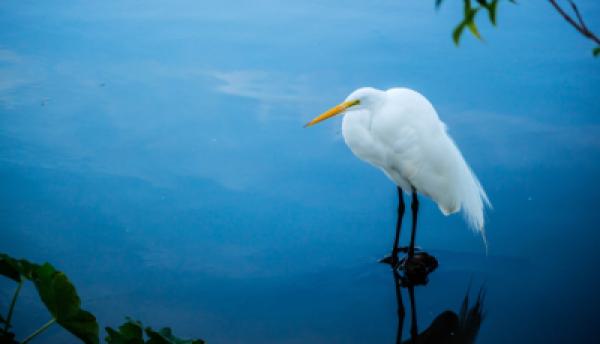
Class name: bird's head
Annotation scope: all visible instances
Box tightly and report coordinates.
[304,87,383,127]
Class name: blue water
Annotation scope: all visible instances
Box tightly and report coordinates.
[1,1,599,343]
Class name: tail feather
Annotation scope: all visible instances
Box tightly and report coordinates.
[459,163,491,251]
[441,136,491,251]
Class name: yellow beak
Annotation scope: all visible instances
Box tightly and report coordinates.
[304,99,360,128]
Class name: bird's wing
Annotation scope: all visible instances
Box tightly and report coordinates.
[389,126,423,182]
[385,118,463,215]
[369,88,489,243]
[405,125,491,236]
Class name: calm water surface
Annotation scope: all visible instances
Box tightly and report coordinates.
[1,0,599,343]
[1,163,598,343]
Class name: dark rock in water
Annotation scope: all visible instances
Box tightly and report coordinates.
[399,252,439,286]
[379,250,438,286]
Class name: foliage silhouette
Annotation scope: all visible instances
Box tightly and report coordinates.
[105,317,204,344]
[0,253,204,344]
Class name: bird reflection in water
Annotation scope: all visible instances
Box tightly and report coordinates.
[389,266,485,344]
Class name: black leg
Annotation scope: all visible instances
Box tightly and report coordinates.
[392,187,405,259]
[408,188,419,259]
[408,285,418,342]
[392,269,405,344]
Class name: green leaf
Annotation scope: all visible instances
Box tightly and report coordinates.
[453,21,468,45]
[105,318,145,344]
[0,255,21,282]
[145,327,205,344]
[487,0,499,25]
[32,263,99,344]
[454,1,483,45]
[467,10,481,39]
[107,319,204,344]
[33,264,79,319]
[59,310,99,344]
[0,253,37,282]
[593,47,600,57]
[466,9,482,40]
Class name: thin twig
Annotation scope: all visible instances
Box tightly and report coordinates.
[548,0,600,45]
[568,0,586,29]
[4,279,23,331]
[21,318,56,344]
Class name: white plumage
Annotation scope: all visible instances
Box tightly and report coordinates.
[306,87,491,244]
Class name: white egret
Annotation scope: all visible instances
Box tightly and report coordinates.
[305,87,490,266]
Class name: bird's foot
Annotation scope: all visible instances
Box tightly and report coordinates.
[379,247,423,266]
[398,251,439,285]
[379,253,400,267]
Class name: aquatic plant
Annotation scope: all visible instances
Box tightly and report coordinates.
[0,253,204,344]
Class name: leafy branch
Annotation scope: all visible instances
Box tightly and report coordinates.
[0,253,204,344]
[437,0,600,56]
[547,0,600,56]
[435,0,514,45]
